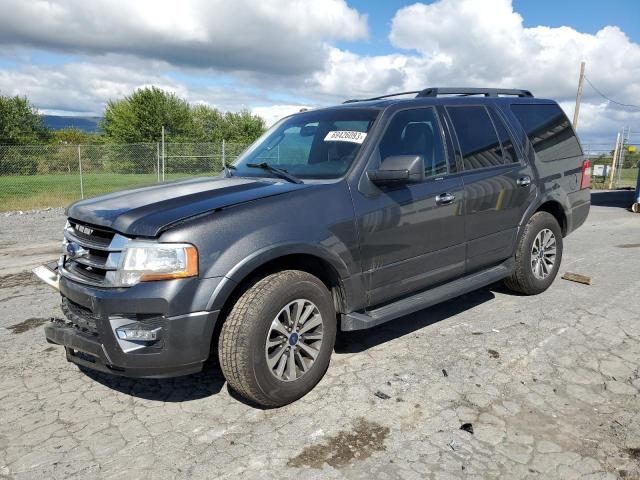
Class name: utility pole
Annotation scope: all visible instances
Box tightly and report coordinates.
[572,61,586,130]
[609,131,621,190]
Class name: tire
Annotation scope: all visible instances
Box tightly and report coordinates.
[504,211,563,295]
[218,270,336,407]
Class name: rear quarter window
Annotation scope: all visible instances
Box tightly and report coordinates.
[511,104,582,162]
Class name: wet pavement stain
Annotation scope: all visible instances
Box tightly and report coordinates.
[0,271,40,289]
[615,244,640,249]
[287,418,389,469]
[7,318,49,334]
[626,448,640,461]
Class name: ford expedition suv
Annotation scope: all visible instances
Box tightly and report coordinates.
[34,87,591,407]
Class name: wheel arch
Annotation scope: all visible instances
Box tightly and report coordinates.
[207,244,353,315]
[535,200,568,236]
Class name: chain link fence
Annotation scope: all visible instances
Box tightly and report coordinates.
[1,138,638,212]
[583,139,639,190]
[0,141,250,211]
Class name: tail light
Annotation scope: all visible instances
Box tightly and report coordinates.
[580,159,591,189]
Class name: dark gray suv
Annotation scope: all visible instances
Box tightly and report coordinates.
[34,88,591,407]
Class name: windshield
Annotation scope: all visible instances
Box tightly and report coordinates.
[233,108,380,180]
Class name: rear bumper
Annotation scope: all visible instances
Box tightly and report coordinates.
[36,262,221,378]
[567,189,591,234]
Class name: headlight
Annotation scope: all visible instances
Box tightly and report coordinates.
[115,242,198,286]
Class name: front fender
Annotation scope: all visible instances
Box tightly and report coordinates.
[206,242,357,312]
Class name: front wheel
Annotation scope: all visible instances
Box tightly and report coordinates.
[504,211,563,295]
[218,270,336,407]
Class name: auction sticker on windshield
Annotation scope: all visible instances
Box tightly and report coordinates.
[324,131,367,144]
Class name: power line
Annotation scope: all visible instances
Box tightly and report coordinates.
[583,75,640,110]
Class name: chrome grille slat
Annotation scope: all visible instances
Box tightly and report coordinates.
[64,228,116,251]
[73,254,116,271]
[60,220,130,287]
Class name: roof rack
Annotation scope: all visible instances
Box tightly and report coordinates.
[343,87,533,103]
[343,90,422,104]
[417,88,533,98]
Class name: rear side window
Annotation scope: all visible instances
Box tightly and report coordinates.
[488,109,518,163]
[447,106,505,170]
[511,104,582,161]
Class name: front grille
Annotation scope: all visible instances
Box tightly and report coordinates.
[61,298,100,335]
[61,219,129,287]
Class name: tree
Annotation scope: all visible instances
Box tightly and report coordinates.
[50,128,104,145]
[190,104,225,143]
[102,87,267,145]
[220,110,266,144]
[0,94,50,145]
[101,87,192,143]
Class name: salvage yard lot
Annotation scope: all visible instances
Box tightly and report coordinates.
[0,191,639,479]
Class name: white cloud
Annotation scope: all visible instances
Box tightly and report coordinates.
[0,0,368,74]
[309,0,640,144]
[1,0,639,144]
[0,57,185,114]
[251,104,313,126]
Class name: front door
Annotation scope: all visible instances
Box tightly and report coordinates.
[445,104,534,272]
[352,107,466,307]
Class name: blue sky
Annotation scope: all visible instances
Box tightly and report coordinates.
[0,0,638,144]
[341,0,640,55]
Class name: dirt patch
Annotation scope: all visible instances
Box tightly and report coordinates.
[616,244,640,249]
[6,318,49,334]
[287,418,389,469]
[0,271,40,289]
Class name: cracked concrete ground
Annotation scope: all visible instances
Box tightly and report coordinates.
[0,191,639,479]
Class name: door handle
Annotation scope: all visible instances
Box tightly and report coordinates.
[435,192,455,205]
[517,176,531,187]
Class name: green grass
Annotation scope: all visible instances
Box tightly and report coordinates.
[0,172,211,211]
[590,168,638,190]
[1,167,638,211]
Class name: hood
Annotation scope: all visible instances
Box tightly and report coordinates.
[66,176,310,237]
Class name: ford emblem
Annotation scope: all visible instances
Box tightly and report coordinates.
[64,242,89,259]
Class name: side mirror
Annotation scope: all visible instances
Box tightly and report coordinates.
[367,155,425,185]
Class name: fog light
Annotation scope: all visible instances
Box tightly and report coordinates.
[115,324,161,342]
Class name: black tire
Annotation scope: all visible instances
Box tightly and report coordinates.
[504,211,563,295]
[218,270,336,407]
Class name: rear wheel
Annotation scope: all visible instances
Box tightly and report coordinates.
[504,211,563,295]
[218,270,336,407]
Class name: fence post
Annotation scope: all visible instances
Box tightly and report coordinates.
[156,142,160,182]
[222,139,226,171]
[161,126,166,182]
[78,145,84,199]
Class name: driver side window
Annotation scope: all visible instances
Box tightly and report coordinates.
[379,108,447,177]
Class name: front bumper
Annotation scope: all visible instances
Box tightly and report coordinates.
[34,262,221,378]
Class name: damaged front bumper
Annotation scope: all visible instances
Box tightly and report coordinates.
[32,262,221,378]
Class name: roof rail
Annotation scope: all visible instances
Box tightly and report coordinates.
[343,87,533,103]
[416,88,533,98]
[343,90,421,104]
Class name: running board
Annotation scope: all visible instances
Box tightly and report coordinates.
[341,258,514,331]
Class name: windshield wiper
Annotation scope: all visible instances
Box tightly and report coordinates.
[246,162,303,184]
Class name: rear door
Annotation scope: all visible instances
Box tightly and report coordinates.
[352,107,466,306]
[446,104,534,273]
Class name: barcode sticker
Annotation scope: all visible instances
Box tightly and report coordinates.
[324,131,367,144]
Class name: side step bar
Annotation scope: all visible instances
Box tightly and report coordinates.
[341,258,514,331]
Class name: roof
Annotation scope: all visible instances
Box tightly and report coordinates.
[330,87,556,110]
